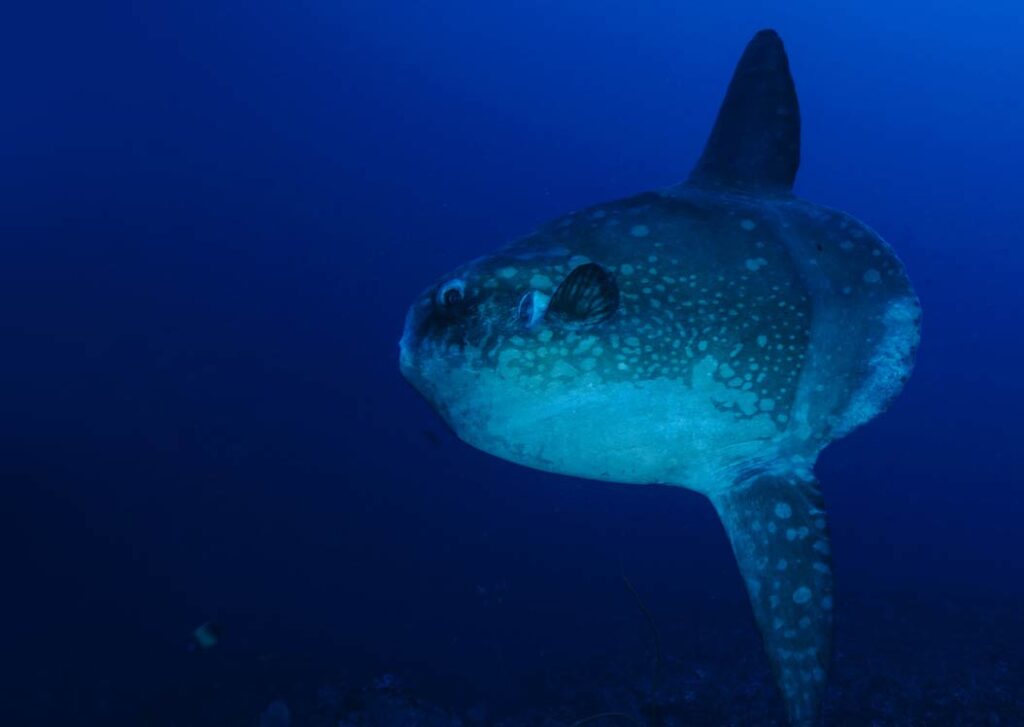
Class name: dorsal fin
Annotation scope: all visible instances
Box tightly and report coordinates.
[689,29,800,194]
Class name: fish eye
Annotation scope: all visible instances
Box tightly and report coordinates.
[516,289,550,327]
[438,279,465,307]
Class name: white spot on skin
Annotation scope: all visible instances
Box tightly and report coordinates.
[745,258,768,272]
[740,219,757,231]
[530,274,553,289]
[572,336,598,355]
[630,224,650,238]
[757,335,768,347]
[793,586,812,604]
[774,502,792,519]
[550,360,578,378]
[496,349,521,373]
[776,558,788,571]
[498,267,518,279]
[863,268,881,284]
[620,264,635,275]
[759,398,776,412]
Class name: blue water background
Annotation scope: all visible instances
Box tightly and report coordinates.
[2,1,1022,723]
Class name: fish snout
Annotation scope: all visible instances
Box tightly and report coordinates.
[399,305,421,381]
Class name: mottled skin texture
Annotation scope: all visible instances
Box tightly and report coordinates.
[402,187,917,492]
[400,30,919,726]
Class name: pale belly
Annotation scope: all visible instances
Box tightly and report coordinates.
[437,354,793,494]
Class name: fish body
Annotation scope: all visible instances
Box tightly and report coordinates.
[400,30,919,725]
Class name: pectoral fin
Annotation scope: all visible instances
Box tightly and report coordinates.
[711,471,833,726]
[546,263,619,327]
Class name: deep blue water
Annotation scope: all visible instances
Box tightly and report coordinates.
[2,2,1022,724]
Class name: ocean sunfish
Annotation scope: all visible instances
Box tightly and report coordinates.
[399,29,920,725]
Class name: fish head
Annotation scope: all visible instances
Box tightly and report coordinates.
[399,234,642,481]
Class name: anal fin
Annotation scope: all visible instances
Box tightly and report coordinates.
[711,471,833,726]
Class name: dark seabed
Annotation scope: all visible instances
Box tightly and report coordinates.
[2,1,1022,725]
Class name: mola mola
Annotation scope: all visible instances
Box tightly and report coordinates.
[399,29,919,725]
